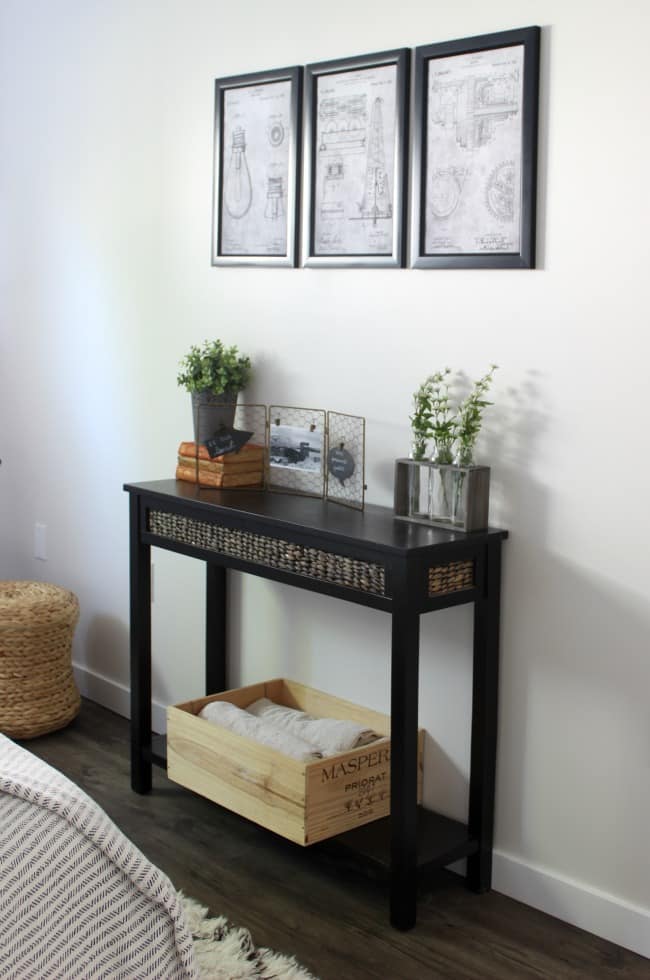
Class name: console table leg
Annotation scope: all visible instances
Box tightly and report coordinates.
[389,606,420,930]
[206,563,227,694]
[129,494,152,794]
[467,538,502,892]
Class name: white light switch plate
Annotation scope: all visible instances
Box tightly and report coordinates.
[34,523,47,560]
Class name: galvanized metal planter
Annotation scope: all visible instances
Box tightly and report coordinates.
[191,391,237,444]
[393,458,490,532]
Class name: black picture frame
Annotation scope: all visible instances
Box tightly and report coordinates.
[410,26,540,269]
[211,65,302,267]
[302,48,410,268]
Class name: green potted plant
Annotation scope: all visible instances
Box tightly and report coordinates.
[177,339,252,444]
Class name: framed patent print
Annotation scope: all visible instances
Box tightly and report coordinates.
[212,65,302,266]
[302,48,409,267]
[410,27,540,269]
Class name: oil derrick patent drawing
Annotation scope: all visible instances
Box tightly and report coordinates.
[358,97,392,224]
[224,126,253,219]
[319,95,367,154]
[321,157,345,219]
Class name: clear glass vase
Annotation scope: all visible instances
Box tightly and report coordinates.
[394,459,491,532]
[405,459,429,521]
[428,464,456,523]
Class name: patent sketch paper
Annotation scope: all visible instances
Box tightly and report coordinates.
[314,63,397,255]
[221,79,291,256]
[424,44,524,255]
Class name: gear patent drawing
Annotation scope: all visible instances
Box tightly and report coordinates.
[485,160,516,222]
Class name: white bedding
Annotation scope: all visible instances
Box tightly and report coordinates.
[0,732,198,979]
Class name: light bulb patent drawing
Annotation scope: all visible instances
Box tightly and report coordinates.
[359,97,392,224]
[264,175,285,220]
[224,126,253,219]
[267,118,285,147]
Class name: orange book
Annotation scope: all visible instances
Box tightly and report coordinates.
[175,464,264,489]
[177,453,264,475]
[178,441,265,464]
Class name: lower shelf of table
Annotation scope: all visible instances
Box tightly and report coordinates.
[319,807,478,881]
[147,734,476,880]
[150,733,167,768]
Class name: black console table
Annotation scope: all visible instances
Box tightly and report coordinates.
[124,479,507,930]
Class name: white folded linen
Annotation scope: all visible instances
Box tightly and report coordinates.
[198,699,323,762]
[246,697,378,757]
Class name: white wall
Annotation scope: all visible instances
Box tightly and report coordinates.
[2,0,649,958]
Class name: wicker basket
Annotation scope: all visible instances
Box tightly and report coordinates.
[0,581,81,739]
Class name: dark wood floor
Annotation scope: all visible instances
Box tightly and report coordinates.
[22,700,648,980]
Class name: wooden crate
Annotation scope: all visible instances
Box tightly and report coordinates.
[167,678,424,846]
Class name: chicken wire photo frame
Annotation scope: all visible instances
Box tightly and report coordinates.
[267,406,327,497]
[326,411,366,510]
[234,403,268,458]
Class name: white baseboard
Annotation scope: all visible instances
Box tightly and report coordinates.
[72,665,649,961]
[72,663,168,735]
[493,850,650,960]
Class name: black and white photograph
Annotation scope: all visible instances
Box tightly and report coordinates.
[410,27,540,269]
[269,423,323,472]
[302,49,409,267]
[212,65,302,266]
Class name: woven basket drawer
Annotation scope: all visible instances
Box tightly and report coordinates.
[167,678,424,846]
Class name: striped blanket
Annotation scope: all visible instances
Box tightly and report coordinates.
[0,733,198,979]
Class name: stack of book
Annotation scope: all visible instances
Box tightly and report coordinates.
[176,442,265,489]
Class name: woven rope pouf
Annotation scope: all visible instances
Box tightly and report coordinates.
[0,581,81,739]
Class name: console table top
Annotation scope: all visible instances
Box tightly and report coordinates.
[124,479,507,556]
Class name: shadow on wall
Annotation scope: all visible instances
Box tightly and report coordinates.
[496,544,650,897]
[422,734,469,821]
[83,615,129,681]
[82,613,175,729]
[81,612,174,705]
[480,369,650,896]
[480,371,650,893]
[484,369,549,530]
